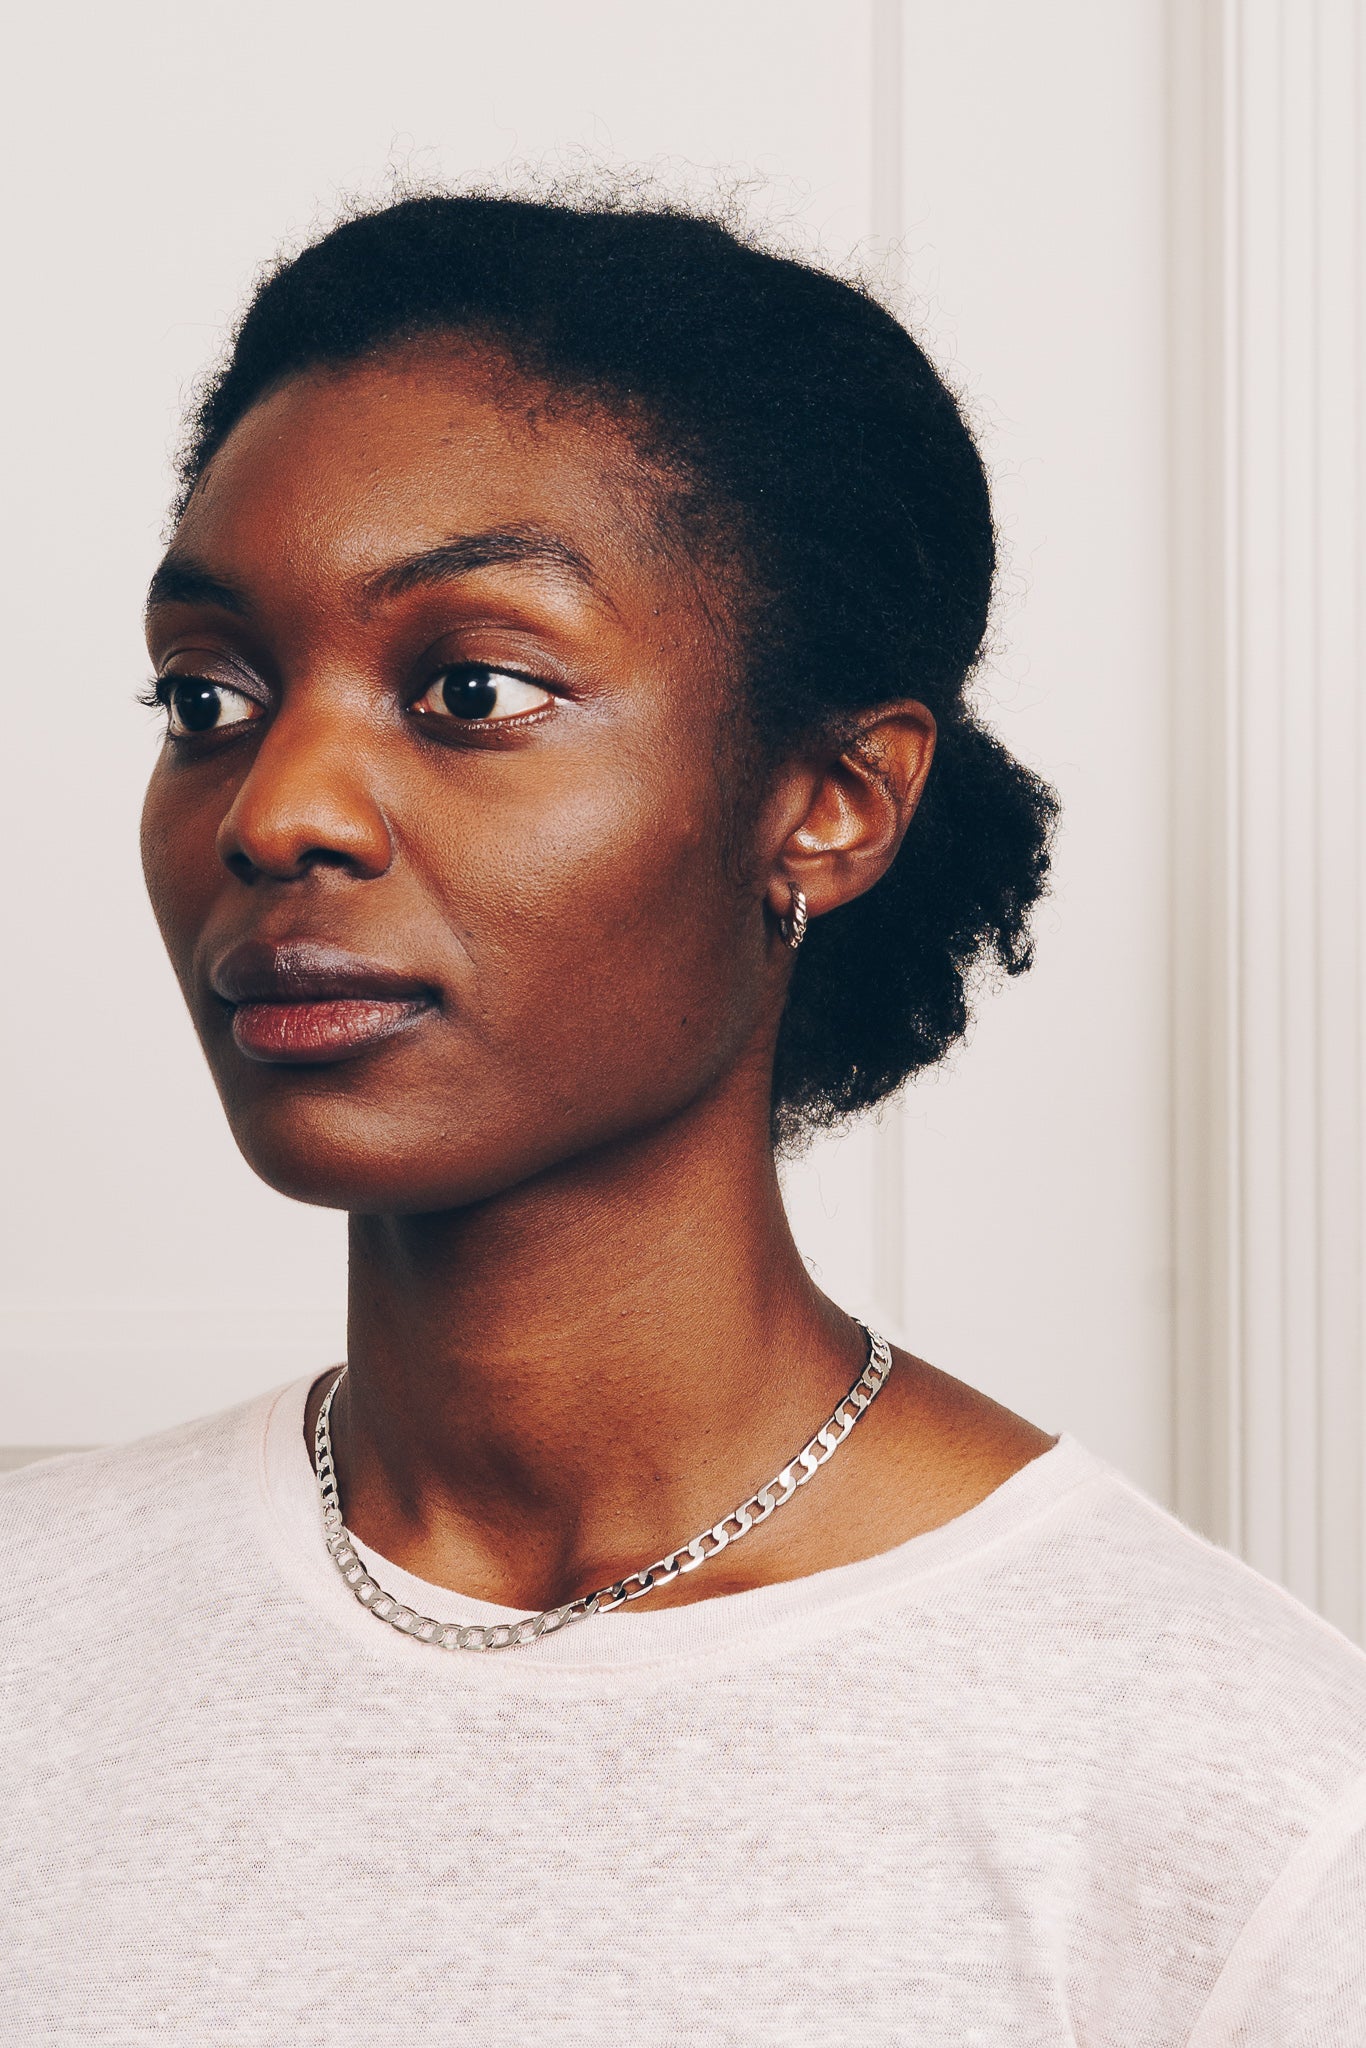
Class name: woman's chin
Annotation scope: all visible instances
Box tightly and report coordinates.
[219,1093,440,1212]
[210,1037,714,1214]
[220,1094,562,1215]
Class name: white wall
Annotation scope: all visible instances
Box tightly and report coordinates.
[1167,0,1366,1645]
[787,1,1172,1506]
[0,4,1174,1509]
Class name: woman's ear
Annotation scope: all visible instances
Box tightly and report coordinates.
[759,702,938,929]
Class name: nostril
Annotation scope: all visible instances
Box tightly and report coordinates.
[212,744,395,883]
[220,842,382,885]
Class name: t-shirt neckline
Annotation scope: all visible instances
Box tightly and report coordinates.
[252,1368,1108,1688]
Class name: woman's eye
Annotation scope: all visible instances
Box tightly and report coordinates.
[163,676,262,738]
[413,665,553,723]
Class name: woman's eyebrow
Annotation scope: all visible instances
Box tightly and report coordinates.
[145,555,251,617]
[360,527,602,606]
[144,527,610,622]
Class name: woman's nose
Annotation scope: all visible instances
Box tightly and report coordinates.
[214,696,394,884]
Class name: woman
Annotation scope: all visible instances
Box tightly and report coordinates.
[5,191,1364,2044]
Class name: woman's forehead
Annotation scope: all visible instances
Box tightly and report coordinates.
[148,354,748,730]
[175,350,691,602]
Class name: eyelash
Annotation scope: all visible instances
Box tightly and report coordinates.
[410,663,555,726]
[138,675,248,712]
[139,664,559,738]
[140,673,263,742]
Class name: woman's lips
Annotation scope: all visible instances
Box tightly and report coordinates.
[209,940,440,1066]
[230,995,433,1064]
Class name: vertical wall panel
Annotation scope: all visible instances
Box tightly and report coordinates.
[829,0,1174,1498]
[1172,0,1366,1644]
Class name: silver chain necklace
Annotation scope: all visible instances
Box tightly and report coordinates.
[314,1322,893,1652]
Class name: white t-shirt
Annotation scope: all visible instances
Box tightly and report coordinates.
[4,1372,1365,2046]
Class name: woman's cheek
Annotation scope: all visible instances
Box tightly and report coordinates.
[139,768,221,979]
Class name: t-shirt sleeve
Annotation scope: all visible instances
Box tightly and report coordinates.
[1185,1769,1366,2046]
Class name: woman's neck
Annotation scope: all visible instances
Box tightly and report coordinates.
[324,1065,869,1611]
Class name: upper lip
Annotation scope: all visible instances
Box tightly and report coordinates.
[209,939,438,1006]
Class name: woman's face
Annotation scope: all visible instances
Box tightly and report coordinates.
[141,345,784,1212]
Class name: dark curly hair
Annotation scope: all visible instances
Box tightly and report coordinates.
[175,189,1059,1148]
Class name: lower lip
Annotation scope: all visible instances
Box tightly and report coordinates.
[230,998,434,1064]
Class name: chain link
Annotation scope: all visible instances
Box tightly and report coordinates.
[314,1323,893,1651]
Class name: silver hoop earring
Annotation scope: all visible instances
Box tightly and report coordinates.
[780,887,808,951]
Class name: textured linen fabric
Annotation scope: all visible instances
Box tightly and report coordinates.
[3,1374,1366,2046]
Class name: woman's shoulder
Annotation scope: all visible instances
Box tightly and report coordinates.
[1017,1462,1366,2038]
[0,1384,292,1631]
[960,1435,1366,1828]
[1056,1446,1366,1685]
[887,1358,1366,1747]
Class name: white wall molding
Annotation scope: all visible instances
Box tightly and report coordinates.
[840,0,1174,1495]
[869,0,911,1339]
[1171,0,1366,1642]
